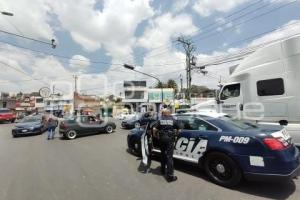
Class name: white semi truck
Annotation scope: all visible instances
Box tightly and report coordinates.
[200,35,300,145]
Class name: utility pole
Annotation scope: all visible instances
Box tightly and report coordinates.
[73,75,78,114]
[179,74,183,99]
[177,36,196,101]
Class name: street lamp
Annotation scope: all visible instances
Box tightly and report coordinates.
[123,64,164,114]
[1,11,14,16]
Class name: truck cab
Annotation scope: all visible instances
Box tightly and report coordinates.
[217,35,300,145]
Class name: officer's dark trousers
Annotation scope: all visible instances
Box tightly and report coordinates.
[160,135,174,177]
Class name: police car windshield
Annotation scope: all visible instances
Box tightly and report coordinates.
[219,116,258,130]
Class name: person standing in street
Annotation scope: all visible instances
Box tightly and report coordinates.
[153,108,180,182]
[47,117,56,140]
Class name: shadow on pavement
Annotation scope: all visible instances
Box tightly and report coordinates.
[235,180,296,200]
[132,152,296,199]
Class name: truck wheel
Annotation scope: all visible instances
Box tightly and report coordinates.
[204,152,242,187]
[66,130,77,140]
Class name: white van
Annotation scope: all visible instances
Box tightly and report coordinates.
[217,35,300,145]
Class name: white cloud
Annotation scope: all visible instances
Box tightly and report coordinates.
[49,0,154,62]
[193,0,249,17]
[190,20,300,88]
[134,12,198,87]
[249,20,300,46]
[69,55,91,72]
[137,13,198,49]
[0,43,72,93]
[0,0,55,40]
[172,0,190,13]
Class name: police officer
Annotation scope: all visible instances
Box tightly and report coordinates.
[153,108,180,182]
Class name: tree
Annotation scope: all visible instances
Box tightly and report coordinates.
[167,79,178,93]
[155,81,167,88]
[190,85,215,97]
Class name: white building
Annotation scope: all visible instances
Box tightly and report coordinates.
[122,81,174,112]
[44,94,73,114]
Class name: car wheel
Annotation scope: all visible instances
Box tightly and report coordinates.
[11,119,15,123]
[12,134,18,138]
[134,122,140,128]
[204,152,242,187]
[105,125,113,134]
[66,130,77,140]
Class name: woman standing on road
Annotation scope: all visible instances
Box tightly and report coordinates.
[47,117,56,140]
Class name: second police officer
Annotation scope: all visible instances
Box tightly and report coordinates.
[153,108,180,182]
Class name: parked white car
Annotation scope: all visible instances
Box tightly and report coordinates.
[116,113,136,120]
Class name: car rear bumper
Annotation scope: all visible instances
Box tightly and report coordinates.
[244,164,300,182]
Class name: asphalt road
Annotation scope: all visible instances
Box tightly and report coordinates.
[0,121,299,200]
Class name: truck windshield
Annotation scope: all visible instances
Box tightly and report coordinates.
[220,83,240,100]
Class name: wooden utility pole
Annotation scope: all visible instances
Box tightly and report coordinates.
[73,75,78,114]
[177,36,196,101]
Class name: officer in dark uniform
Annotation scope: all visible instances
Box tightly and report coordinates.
[153,108,180,182]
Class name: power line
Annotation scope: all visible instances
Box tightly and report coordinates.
[136,0,298,60]
[194,31,300,69]
[122,0,265,64]
[211,20,300,52]
[0,40,185,67]
[0,40,122,66]
[192,0,299,44]
[0,29,56,48]
[0,60,67,93]
[1,16,25,36]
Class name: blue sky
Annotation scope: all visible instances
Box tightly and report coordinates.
[0,0,300,95]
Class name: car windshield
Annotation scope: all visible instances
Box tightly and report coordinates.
[20,117,40,123]
[219,116,258,130]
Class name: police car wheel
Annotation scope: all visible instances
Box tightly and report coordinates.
[66,130,77,140]
[105,125,113,134]
[134,122,140,128]
[204,152,242,187]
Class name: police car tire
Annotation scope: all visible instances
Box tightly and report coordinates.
[66,130,77,140]
[204,152,242,187]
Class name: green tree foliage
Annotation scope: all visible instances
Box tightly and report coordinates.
[155,79,178,93]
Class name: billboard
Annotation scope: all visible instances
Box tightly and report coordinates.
[148,88,174,103]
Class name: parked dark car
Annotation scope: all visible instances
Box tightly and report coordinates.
[59,115,116,139]
[0,108,16,123]
[12,115,47,137]
[128,112,300,187]
[121,112,156,129]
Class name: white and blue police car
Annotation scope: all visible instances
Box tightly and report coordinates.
[127,112,300,187]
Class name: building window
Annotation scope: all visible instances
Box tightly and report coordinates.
[36,98,43,103]
[220,83,240,100]
[125,91,144,99]
[124,81,146,87]
[257,78,284,96]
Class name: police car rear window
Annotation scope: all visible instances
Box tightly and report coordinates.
[219,117,258,130]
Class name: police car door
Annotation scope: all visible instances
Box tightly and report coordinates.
[174,116,210,163]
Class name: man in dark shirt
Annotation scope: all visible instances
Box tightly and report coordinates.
[153,109,180,182]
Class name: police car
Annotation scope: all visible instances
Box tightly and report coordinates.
[127,112,300,187]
